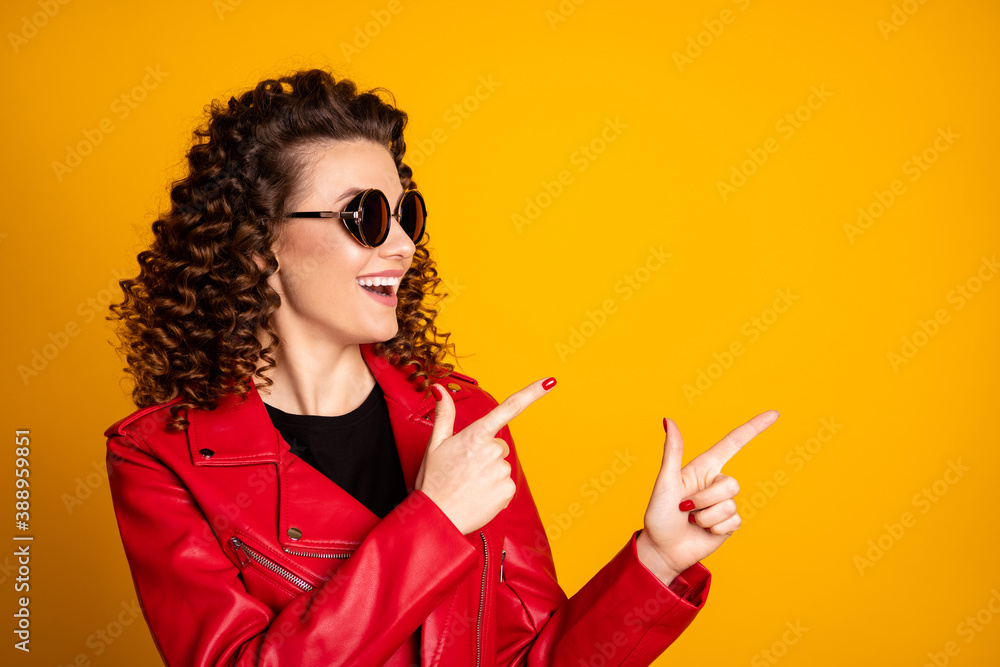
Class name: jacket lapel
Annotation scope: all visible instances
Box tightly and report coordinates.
[358,341,438,493]
[358,341,474,494]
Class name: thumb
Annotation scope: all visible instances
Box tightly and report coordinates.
[654,417,684,495]
[427,383,456,451]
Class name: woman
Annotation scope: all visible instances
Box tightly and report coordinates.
[105,67,778,666]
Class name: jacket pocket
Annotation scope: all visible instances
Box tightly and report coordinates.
[228,532,318,599]
[227,529,358,597]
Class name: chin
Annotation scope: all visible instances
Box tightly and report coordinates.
[364,324,399,344]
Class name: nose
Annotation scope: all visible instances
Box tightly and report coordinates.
[378,209,416,259]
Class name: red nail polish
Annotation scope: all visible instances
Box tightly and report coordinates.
[688,512,697,524]
[704,527,713,534]
[662,417,668,433]
[542,377,557,390]
[430,384,443,400]
[679,500,695,511]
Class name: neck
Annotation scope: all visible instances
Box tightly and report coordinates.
[253,330,375,417]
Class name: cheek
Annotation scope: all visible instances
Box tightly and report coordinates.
[281,230,367,286]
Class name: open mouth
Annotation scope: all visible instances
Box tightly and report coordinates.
[358,283,393,297]
[356,275,400,299]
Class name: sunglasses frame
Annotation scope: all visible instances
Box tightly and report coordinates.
[286,188,427,248]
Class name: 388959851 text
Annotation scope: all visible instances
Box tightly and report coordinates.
[14,429,32,653]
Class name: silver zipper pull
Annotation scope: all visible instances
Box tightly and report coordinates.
[230,537,250,567]
[500,549,506,582]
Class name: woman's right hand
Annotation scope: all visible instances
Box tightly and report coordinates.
[414,377,555,535]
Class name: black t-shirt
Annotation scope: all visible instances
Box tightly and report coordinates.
[263,381,409,520]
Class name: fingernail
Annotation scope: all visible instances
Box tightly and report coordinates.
[430,384,443,400]
[542,377,557,390]
[679,500,695,511]
[688,512,697,524]
[704,527,713,534]
[662,417,668,434]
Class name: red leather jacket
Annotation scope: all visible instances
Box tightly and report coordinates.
[105,342,711,666]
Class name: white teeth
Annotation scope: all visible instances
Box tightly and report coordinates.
[356,276,401,287]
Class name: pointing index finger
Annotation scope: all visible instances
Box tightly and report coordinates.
[471,378,552,437]
[692,409,780,470]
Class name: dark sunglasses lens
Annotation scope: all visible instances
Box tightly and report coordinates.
[360,191,389,246]
[400,191,426,243]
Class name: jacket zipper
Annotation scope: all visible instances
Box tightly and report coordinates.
[229,536,315,592]
[500,549,506,582]
[283,545,353,559]
[234,531,482,655]
[476,530,487,667]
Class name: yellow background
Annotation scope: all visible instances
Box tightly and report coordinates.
[2,0,999,664]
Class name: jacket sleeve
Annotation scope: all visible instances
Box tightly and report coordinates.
[492,421,711,667]
[106,431,480,667]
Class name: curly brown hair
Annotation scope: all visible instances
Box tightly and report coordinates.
[108,67,459,432]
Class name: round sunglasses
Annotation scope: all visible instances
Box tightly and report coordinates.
[287,188,427,248]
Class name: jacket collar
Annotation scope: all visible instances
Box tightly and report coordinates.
[186,342,471,550]
[187,342,464,469]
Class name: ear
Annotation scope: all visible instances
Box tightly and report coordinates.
[252,251,278,273]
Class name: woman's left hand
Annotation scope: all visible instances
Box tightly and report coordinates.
[637,410,780,579]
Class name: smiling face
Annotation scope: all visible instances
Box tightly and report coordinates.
[261,139,416,348]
